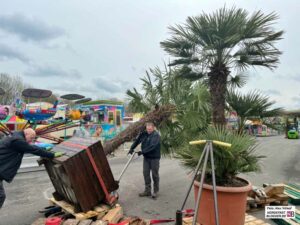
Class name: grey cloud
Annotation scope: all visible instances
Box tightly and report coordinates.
[291,96,300,102]
[264,89,281,96]
[24,64,82,78]
[0,44,29,63]
[276,73,300,82]
[291,74,300,82]
[0,13,65,42]
[49,83,95,93]
[47,82,99,99]
[93,76,132,93]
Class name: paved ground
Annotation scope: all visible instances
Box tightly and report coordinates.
[0,135,299,225]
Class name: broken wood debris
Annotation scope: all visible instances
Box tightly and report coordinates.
[247,184,289,212]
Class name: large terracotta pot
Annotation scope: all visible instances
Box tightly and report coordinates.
[193,178,252,225]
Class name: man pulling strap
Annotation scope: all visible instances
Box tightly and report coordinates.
[129,122,161,199]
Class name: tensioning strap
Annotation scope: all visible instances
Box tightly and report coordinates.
[61,141,114,204]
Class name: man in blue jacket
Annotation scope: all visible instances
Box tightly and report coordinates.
[0,128,63,208]
[129,122,161,199]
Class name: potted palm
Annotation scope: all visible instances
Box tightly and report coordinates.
[176,126,264,225]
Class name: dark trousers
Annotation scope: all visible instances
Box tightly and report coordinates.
[143,158,160,193]
[0,180,5,208]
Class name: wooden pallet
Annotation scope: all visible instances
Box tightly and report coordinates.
[50,198,111,220]
[247,184,289,212]
[244,214,271,225]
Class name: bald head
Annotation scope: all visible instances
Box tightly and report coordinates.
[24,128,37,143]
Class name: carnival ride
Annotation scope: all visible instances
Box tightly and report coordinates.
[0,87,125,143]
[0,88,80,143]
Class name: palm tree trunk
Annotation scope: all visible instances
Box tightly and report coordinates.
[238,116,246,134]
[103,104,175,155]
[208,65,229,125]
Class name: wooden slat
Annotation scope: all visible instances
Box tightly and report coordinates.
[244,214,270,225]
[102,205,123,224]
[274,194,289,201]
[284,191,299,199]
[50,198,100,220]
[284,185,300,197]
[282,218,299,225]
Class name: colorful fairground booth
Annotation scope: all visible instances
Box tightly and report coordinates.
[80,100,125,140]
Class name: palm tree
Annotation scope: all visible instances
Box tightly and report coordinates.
[114,66,211,155]
[226,90,283,133]
[160,7,283,125]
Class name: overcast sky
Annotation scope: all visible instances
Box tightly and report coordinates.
[0,0,299,109]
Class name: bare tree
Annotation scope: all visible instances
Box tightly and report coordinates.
[0,74,29,105]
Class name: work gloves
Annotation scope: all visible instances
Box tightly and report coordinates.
[54,152,64,158]
[45,146,53,151]
[128,148,134,155]
[128,149,142,156]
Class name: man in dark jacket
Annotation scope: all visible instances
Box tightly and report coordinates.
[129,122,161,199]
[0,128,63,208]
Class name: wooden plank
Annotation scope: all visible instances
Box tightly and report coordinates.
[94,204,111,213]
[95,204,111,219]
[102,205,123,224]
[284,191,299,199]
[286,184,300,192]
[244,214,270,225]
[50,198,99,220]
[247,197,256,204]
[282,218,299,225]
[274,194,289,201]
[182,217,199,225]
[256,198,276,205]
[125,217,146,225]
[284,185,300,196]
[245,215,257,222]
[264,185,284,197]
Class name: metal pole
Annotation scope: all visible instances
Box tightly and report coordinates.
[117,152,136,182]
[176,210,183,225]
[209,142,220,225]
[64,118,68,140]
[192,143,210,225]
[180,149,206,210]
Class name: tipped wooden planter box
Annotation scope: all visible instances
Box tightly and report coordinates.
[43,137,118,212]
